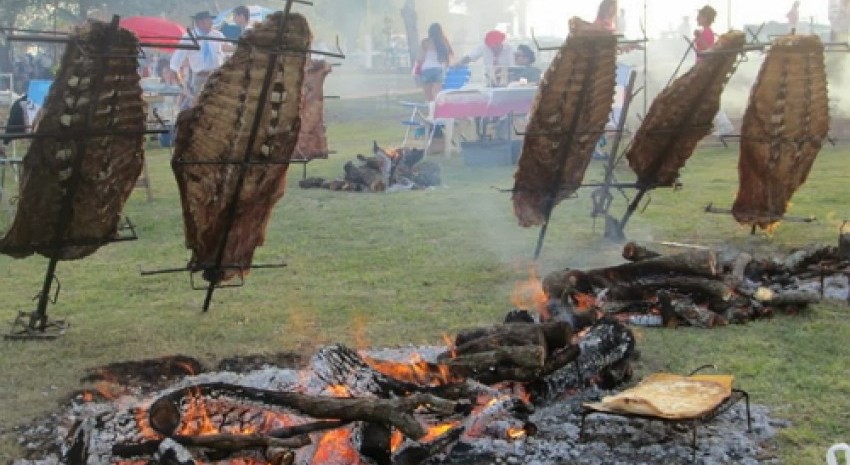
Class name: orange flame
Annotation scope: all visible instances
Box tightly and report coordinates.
[390,430,404,452]
[312,427,361,465]
[442,334,457,359]
[510,266,549,318]
[363,355,461,387]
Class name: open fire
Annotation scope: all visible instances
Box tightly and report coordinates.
[16,243,820,465]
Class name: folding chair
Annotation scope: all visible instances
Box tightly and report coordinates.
[399,66,471,154]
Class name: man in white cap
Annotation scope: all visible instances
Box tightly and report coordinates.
[170,10,226,97]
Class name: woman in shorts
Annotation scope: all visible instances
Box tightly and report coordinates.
[415,23,454,101]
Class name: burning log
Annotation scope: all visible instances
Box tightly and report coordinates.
[437,322,578,384]
[147,383,459,440]
[530,319,635,401]
[452,322,572,356]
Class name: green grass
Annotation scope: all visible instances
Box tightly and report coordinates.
[0,96,848,465]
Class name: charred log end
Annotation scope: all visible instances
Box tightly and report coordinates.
[541,321,573,353]
[149,397,181,437]
[359,423,392,465]
[265,447,295,465]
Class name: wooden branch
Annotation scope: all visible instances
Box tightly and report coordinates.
[147,383,458,440]
[112,434,310,458]
[268,420,349,438]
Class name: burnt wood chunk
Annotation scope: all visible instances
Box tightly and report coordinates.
[0,20,145,259]
[172,13,311,283]
[622,241,662,262]
[733,35,829,230]
[512,18,617,227]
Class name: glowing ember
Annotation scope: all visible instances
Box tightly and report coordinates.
[507,427,527,439]
[420,420,461,443]
[571,292,597,311]
[325,384,353,398]
[510,266,549,318]
[312,427,362,465]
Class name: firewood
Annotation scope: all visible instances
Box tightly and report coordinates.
[446,345,546,384]
[147,383,458,440]
[452,322,572,356]
[759,289,821,307]
[113,434,310,459]
[607,275,733,311]
[622,242,661,262]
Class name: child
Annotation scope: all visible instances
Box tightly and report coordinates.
[694,5,717,60]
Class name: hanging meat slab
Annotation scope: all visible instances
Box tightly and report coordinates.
[172,12,310,283]
[293,59,333,161]
[0,20,145,260]
[512,18,617,227]
[732,35,829,230]
[625,31,746,187]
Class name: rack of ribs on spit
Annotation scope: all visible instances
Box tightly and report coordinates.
[293,59,333,161]
[0,20,145,260]
[512,18,618,228]
[172,12,310,283]
[732,35,829,230]
[625,31,746,188]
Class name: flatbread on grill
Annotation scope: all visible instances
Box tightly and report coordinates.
[584,373,733,420]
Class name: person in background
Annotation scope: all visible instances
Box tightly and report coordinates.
[456,30,515,87]
[508,44,541,84]
[415,23,454,102]
[170,10,226,97]
[787,1,801,33]
[221,5,251,40]
[694,5,717,60]
[1,88,29,157]
[617,7,627,35]
[595,0,618,32]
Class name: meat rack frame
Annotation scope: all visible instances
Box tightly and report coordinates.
[0,17,199,339]
[697,27,850,233]
[140,0,346,312]
[514,32,648,259]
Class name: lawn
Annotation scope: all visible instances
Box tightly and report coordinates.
[0,96,848,465]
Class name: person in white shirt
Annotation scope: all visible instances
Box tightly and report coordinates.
[170,10,226,97]
[456,30,515,87]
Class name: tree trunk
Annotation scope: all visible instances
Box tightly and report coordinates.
[400,0,419,67]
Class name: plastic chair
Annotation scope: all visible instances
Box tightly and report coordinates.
[442,66,471,90]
